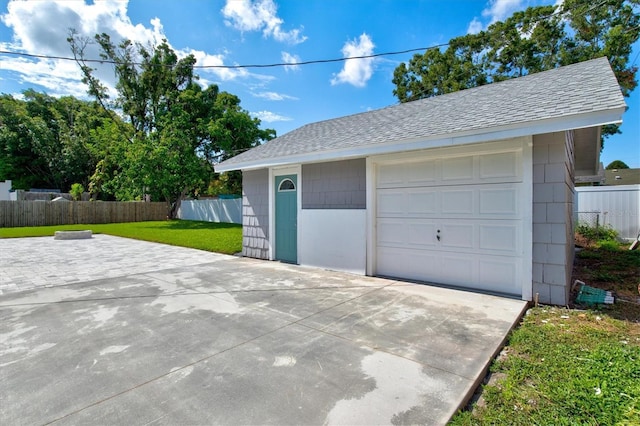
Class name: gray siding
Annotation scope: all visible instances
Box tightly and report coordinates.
[242,169,270,259]
[302,159,366,209]
[532,132,575,305]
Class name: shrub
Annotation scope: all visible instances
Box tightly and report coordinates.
[575,222,618,244]
[70,183,85,201]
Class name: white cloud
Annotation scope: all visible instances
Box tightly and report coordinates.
[467,18,484,34]
[482,0,525,24]
[222,0,306,44]
[466,0,526,33]
[185,48,249,82]
[281,51,300,71]
[252,91,298,101]
[251,110,293,122]
[0,54,89,98]
[0,0,250,99]
[0,0,170,97]
[330,33,375,88]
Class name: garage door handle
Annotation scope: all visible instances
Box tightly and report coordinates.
[437,229,441,241]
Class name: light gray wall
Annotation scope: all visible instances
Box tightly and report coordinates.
[178,199,242,224]
[532,131,575,306]
[302,159,366,209]
[0,180,11,201]
[242,169,270,259]
[13,189,74,201]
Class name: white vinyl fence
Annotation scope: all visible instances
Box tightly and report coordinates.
[178,198,242,224]
[575,185,639,240]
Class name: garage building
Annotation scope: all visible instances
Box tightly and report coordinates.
[215,57,627,305]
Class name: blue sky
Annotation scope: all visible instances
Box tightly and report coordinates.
[1,0,638,168]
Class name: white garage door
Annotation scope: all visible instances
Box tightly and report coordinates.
[375,144,526,296]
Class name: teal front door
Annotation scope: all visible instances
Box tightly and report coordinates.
[275,174,297,263]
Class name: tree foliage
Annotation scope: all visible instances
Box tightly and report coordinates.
[392,0,639,141]
[605,159,630,169]
[0,90,113,191]
[68,33,274,217]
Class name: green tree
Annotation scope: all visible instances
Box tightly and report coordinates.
[605,160,630,169]
[392,0,639,143]
[69,33,274,217]
[559,0,640,96]
[485,5,565,81]
[0,90,110,191]
[393,32,489,102]
[0,93,49,189]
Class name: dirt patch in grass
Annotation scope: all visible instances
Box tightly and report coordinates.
[571,244,640,322]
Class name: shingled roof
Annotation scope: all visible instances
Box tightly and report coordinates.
[216,57,626,172]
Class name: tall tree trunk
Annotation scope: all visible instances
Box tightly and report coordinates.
[168,188,188,219]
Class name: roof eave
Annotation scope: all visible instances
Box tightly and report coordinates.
[214,107,626,173]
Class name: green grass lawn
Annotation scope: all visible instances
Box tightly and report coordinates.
[0,220,242,254]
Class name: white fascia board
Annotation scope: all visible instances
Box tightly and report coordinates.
[576,184,640,192]
[214,107,625,173]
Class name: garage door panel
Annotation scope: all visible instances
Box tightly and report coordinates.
[377,192,405,216]
[378,188,441,217]
[479,187,518,216]
[376,247,407,278]
[380,185,519,219]
[442,156,474,181]
[377,219,407,246]
[376,248,521,296]
[377,163,408,186]
[479,152,519,179]
[378,160,438,188]
[379,219,520,254]
[378,219,438,249]
[408,190,438,214]
[407,222,438,247]
[441,256,474,284]
[478,259,520,295]
[377,246,440,282]
[439,223,474,249]
[406,160,437,185]
[441,190,474,215]
[376,148,522,189]
[479,224,519,253]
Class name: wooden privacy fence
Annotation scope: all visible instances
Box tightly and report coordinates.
[0,201,167,227]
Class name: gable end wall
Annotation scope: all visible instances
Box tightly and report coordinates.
[242,169,270,259]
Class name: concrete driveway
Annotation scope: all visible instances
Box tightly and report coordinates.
[1,235,527,425]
